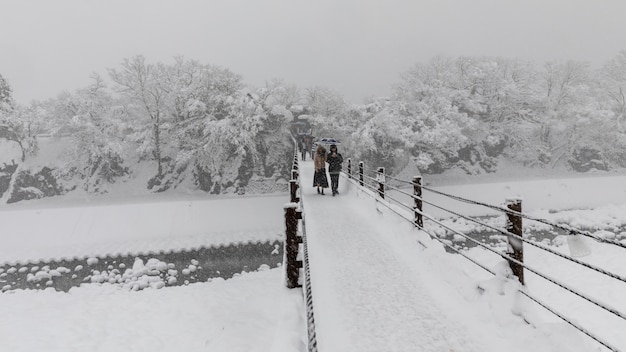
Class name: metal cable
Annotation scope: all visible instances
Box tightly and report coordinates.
[383,183,626,284]
[420,184,626,249]
[343,171,624,351]
[341,174,496,276]
[431,211,626,322]
[343,174,497,276]
[340,170,378,188]
[362,182,380,193]
[360,172,380,183]
[386,188,622,351]
[342,173,380,195]
[352,166,414,185]
[357,173,626,285]
[356,178,382,193]
[358,178,626,323]
[518,290,620,352]
[382,173,416,185]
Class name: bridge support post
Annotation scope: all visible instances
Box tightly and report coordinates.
[505,198,524,285]
[413,176,423,228]
[292,167,299,179]
[359,161,364,187]
[290,179,300,203]
[377,167,385,199]
[347,158,352,179]
[284,203,303,288]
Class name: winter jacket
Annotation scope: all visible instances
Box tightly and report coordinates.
[314,151,327,171]
[326,152,343,174]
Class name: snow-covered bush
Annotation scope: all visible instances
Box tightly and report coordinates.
[7,167,67,203]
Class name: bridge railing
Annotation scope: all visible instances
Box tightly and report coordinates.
[284,138,318,352]
[342,158,626,352]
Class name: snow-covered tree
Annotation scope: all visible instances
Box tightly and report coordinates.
[256,79,303,110]
[169,89,290,193]
[598,51,626,131]
[109,56,171,177]
[303,86,357,145]
[305,86,349,118]
[52,75,129,191]
[0,74,13,112]
[0,104,46,162]
[0,76,44,162]
[160,57,244,122]
[541,60,592,110]
[454,57,540,124]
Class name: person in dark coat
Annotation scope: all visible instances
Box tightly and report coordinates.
[309,136,315,159]
[326,144,343,196]
[302,135,312,161]
[301,138,307,161]
[313,145,329,195]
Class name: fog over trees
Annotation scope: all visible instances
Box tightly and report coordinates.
[1,51,626,199]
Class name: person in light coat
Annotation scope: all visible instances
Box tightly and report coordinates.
[313,145,329,195]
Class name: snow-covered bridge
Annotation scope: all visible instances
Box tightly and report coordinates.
[292,154,626,352]
[299,159,488,351]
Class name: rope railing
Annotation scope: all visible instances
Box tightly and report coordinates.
[340,161,625,351]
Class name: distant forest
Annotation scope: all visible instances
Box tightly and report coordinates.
[1,51,626,198]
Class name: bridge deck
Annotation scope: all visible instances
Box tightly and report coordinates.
[299,159,488,352]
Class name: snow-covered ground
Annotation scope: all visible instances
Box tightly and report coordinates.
[0,269,305,352]
[0,160,625,351]
[0,193,286,264]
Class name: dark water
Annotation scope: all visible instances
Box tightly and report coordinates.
[0,240,284,293]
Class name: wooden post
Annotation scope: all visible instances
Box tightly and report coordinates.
[290,167,299,203]
[413,176,423,228]
[377,167,385,199]
[284,203,303,288]
[358,161,364,187]
[347,158,352,179]
[289,180,300,203]
[505,198,524,285]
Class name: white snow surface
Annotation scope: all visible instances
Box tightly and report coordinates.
[0,270,305,352]
[0,158,625,351]
[0,194,285,264]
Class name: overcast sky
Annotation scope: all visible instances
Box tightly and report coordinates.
[1,0,625,104]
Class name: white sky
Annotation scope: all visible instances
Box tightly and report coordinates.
[1,0,625,104]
